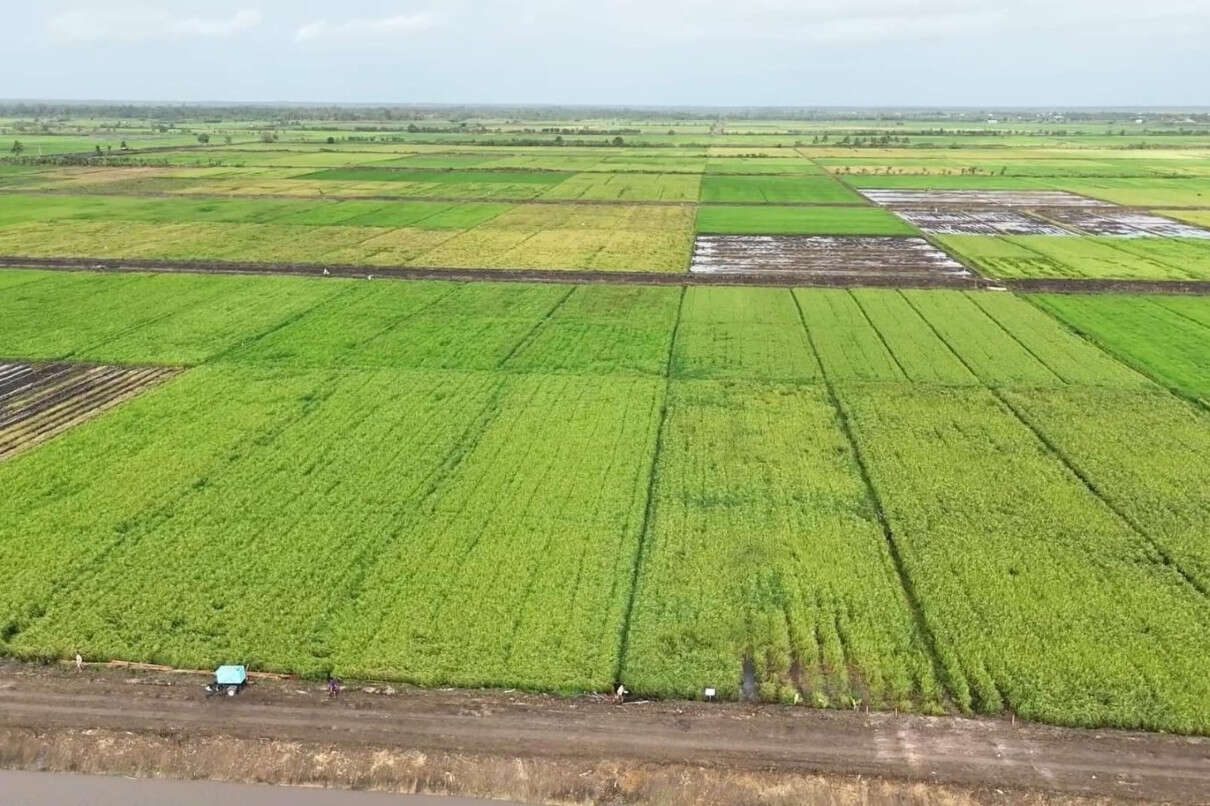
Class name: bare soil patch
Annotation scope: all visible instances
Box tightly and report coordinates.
[860,189,1113,208]
[1038,209,1210,238]
[690,235,974,284]
[0,362,179,461]
[893,209,1069,236]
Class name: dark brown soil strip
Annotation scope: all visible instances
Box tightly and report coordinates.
[0,256,986,290]
[0,362,180,462]
[10,256,1210,294]
[0,187,874,209]
[1003,277,1210,295]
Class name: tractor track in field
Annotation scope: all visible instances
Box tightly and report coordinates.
[5,256,1210,294]
[1,662,1209,803]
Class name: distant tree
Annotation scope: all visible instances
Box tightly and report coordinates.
[259,131,276,143]
[9,140,23,155]
[611,136,624,146]
[554,135,563,145]
[326,136,335,144]
[224,135,233,145]
[196,133,210,144]
[119,140,128,150]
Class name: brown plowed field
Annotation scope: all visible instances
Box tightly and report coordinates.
[0,362,179,461]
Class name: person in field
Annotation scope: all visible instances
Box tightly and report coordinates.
[75,653,83,672]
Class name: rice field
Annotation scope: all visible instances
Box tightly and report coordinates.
[3,268,1210,734]
[5,112,1210,737]
[5,117,1210,282]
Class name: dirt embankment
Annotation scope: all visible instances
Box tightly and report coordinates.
[6,256,1210,294]
[0,255,986,290]
[1,662,1208,804]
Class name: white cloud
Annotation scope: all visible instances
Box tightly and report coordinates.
[566,0,1210,43]
[169,9,262,37]
[48,7,263,43]
[295,12,440,43]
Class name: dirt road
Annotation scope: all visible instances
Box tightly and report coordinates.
[1,663,1208,803]
[0,255,984,289]
[5,256,1210,295]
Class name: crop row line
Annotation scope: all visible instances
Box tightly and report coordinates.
[791,289,957,709]
[613,285,687,687]
[1018,295,1210,415]
[897,292,1210,604]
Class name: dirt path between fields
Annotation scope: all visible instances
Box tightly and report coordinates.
[1,663,1208,804]
[1002,277,1210,294]
[6,256,1210,294]
[0,187,870,208]
[0,256,984,289]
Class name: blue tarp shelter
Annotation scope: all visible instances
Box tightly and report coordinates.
[214,665,247,685]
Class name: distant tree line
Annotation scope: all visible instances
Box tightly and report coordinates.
[3,102,1205,126]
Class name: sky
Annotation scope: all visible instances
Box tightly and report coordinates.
[6,0,1210,107]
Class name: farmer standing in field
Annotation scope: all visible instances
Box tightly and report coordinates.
[74,652,83,672]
